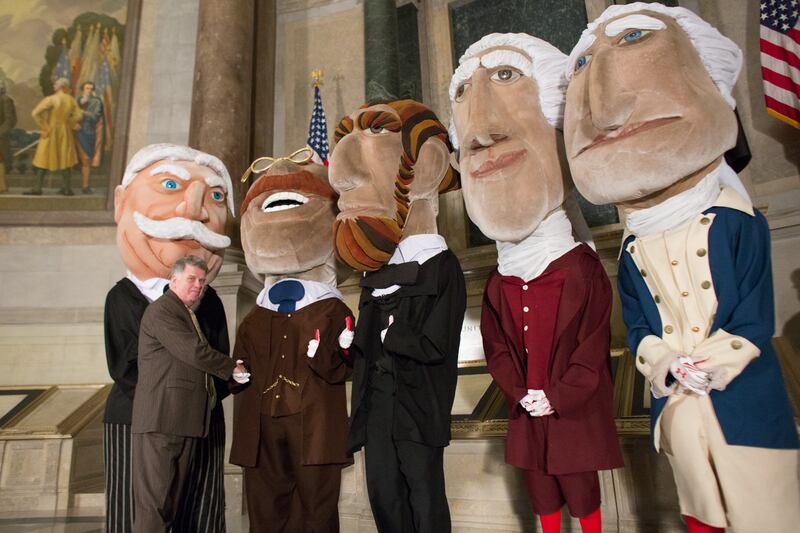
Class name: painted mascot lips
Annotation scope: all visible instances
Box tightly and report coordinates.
[577,116,681,156]
[472,149,527,178]
[261,191,309,213]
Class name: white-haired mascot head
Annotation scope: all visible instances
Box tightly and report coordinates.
[114,143,234,281]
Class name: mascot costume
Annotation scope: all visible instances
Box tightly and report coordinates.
[564,4,800,532]
[104,143,235,532]
[229,148,353,532]
[449,33,623,533]
[330,99,466,533]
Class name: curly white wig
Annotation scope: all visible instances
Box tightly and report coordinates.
[448,33,569,148]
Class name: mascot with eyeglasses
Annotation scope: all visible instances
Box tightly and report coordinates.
[229,147,354,533]
[565,4,799,532]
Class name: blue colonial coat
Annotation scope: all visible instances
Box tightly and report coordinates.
[618,188,797,450]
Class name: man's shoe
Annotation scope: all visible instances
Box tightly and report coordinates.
[61,188,74,196]
[82,187,93,194]
[24,189,42,195]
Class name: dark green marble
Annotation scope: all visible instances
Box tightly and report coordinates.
[450,0,589,61]
[397,3,422,101]
[364,0,401,102]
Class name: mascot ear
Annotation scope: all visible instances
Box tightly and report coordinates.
[408,137,449,202]
[114,185,125,224]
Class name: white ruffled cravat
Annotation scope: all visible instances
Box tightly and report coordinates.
[624,160,750,238]
[496,208,579,282]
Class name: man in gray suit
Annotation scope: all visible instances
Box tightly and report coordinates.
[132,255,249,532]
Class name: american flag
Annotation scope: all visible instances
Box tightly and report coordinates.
[760,0,800,128]
[95,57,114,144]
[307,84,330,165]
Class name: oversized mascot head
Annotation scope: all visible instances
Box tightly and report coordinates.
[115,143,234,282]
[449,32,580,243]
[564,2,742,206]
[240,147,338,284]
[329,99,459,271]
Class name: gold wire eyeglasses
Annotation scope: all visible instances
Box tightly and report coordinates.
[240,147,315,183]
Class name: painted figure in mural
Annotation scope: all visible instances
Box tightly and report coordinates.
[449,33,623,533]
[132,255,247,533]
[0,80,16,194]
[104,143,236,533]
[330,99,466,533]
[565,4,800,532]
[229,148,353,532]
[28,77,82,195]
[76,81,104,194]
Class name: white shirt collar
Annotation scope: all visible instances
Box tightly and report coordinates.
[126,271,169,302]
[256,278,343,312]
[388,234,448,265]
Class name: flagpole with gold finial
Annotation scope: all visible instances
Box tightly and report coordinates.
[311,69,323,88]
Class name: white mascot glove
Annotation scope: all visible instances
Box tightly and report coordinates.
[307,329,320,358]
[520,389,554,417]
[232,359,251,383]
[339,317,354,349]
[380,314,394,343]
[669,355,710,395]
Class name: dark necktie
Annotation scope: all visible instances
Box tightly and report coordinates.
[269,280,305,312]
[360,262,420,290]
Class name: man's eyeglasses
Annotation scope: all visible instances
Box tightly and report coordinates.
[241,147,314,183]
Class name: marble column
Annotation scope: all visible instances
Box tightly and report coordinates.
[364,0,400,101]
[189,0,256,229]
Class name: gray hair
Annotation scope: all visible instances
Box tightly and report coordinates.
[54,77,70,90]
[171,255,209,277]
[567,2,742,108]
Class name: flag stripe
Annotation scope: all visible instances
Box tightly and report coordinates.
[760,52,800,84]
[765,94,800,122]
[764,78,800,108]
[761,38,800,70]
[761,25,800,53]
[762,67,800,97]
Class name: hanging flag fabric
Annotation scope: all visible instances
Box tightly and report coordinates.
[55,43,71,84]
[307,84,330,165]
[760,0,800,128]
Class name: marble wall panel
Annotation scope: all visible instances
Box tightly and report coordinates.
[273,0,365,157]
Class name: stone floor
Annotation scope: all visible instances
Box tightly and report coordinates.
[0,508,250,532]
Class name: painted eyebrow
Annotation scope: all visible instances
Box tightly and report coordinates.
[151,164,191,181]
[604,14,666,37]
[151,163,227,191]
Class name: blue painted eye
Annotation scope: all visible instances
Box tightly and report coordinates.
[620,29,650,44]
[161,178,180,190]
[574,55,590,72]
[210,190,224,202]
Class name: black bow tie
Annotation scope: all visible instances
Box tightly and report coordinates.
[360,262,420,290]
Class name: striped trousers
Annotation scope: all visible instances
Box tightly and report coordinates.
[104,416,227,532]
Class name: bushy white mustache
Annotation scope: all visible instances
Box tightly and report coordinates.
[133,212,231,250]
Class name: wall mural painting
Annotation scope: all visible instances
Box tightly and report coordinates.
[0,0,128,211]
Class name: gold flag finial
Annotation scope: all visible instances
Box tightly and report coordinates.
[311,69,323,88]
